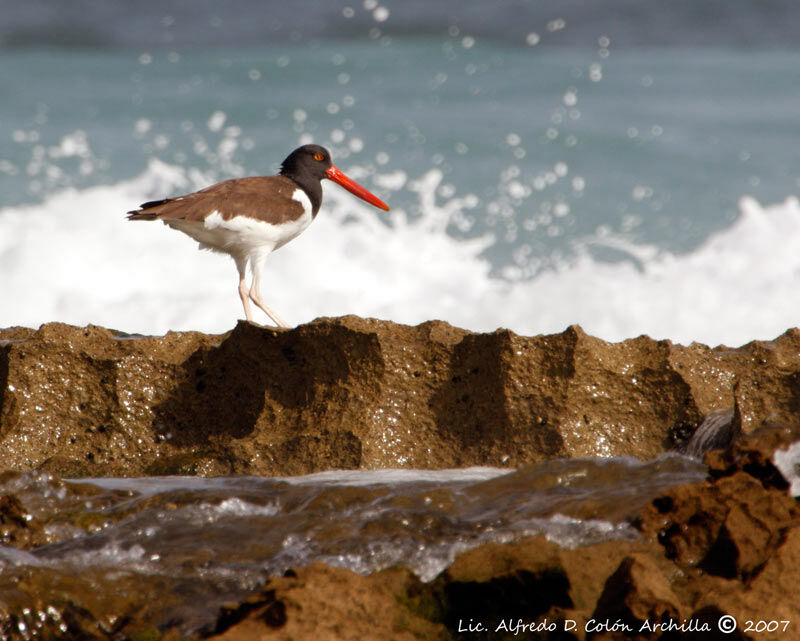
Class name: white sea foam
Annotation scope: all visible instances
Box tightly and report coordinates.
[1,159,799,346]
[773,441,800,497]
[280,466,510,486]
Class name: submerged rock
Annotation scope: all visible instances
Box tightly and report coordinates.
[3,318,800,476]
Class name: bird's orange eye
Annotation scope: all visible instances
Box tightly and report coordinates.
[313,152,324,161]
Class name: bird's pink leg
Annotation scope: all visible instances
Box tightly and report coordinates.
[235,257,254,322]
[249,271,290,328]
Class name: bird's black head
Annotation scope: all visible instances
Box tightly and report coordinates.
[280,144,332,182]
[280,143,391,213]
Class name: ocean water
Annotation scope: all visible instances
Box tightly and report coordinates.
[1,2,799,346]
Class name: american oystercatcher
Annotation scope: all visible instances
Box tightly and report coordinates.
[127,144,389,327]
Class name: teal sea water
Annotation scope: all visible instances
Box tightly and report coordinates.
[6,42,799,252]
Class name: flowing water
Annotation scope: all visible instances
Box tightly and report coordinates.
[0,457,707,634]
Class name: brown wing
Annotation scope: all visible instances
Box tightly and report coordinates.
[126,176,306,224]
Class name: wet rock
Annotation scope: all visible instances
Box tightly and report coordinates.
[729,329,800,434]
[0,322,218,477]
[636,469,799,580]
[0,567,195,641]
[0,492,45,548]
[635,423,800,583]
[202,425,800,641]
[0,425,797,639]
[705,422,800,490]
[207,564,446,641]
[589,554,683,639]
[5,319,800,476]
[433,536,650,639]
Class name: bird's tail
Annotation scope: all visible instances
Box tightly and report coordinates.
[126,211,159,221]
[126,198,172,221]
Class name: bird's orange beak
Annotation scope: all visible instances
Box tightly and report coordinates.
[325,165,390,211]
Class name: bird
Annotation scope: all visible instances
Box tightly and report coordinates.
[127,144,389,328]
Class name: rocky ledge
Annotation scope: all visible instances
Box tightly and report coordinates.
[2,317,800,476]
[2,318,800,639]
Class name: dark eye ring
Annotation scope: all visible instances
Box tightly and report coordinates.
[313,152,324,161]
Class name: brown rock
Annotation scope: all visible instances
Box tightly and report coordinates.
[719,525,800,634]
[590,554,683,639]
[705,422,800,490]
[207,564,447,641]
[731,329,800,434]
[0,567,192,641]
[0,425,797,640]
[636,470,799,579]
[0,322,217,476]
[3,318,800,477]
[200,537,657,641]
[438,536,658,637]
[5,320,800,640]
[205,426,800,641]
[0,492,45,548]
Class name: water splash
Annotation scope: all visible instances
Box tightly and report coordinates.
[1,155,799,346]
